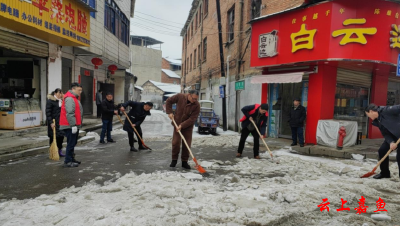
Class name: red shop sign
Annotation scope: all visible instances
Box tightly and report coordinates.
[250,0,400,68]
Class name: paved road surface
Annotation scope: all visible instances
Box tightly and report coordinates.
[0,112,242,200]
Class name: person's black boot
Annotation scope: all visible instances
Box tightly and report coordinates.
[130,146,138,152]
[373,173,391,179]
[72,154,81,164]
[300,144,304,147]
[182,161,191,170]
[64,162,79,167]
[138,145,146,150]
[170,160,177,167]
[291,143,297,146]
[107,139,116,143]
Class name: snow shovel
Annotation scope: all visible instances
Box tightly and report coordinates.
[122,111,152,150]
[49,119,60,161]
[172,118,208,175]
[250,119,274,160]
[361,138,400,178]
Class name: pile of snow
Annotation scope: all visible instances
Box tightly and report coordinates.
[192,135,240,147]
[111,129,126,135]
[1,143,400,225]
[86,132,100,141]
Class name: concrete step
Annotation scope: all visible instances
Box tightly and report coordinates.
[0,135,96,163]
[0,131,87,156]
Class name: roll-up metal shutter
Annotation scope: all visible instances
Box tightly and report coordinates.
[388,76,400,83]
[0,30,48,58]
[336,68,372,88]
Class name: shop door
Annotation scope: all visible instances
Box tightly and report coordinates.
[62,58,72,93]
[279,83,303,138]
[80,68,93,115]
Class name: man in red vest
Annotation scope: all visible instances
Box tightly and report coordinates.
[60,83,83,167]
[237,103,269,159]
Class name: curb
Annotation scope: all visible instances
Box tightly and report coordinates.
[0,136,96,164]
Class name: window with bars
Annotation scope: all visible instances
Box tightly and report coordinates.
[104,0,130,46]
[195,12,197,32]
[191,22,193,37]
[251,0,261,19]
[187,58,189,73]
[204,0,208,16]
[194,50,197,69]
[190,54,192,71]
[199,5,202,26]
[203,37,207,62]
[198,44,201,65]
[228,6,235,42]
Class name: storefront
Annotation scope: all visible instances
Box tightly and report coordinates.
[250,0,398,144]
[0,0,92,128]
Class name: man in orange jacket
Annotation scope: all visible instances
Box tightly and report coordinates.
[237,103,268,159]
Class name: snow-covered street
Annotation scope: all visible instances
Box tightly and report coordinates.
[1,112,400,225]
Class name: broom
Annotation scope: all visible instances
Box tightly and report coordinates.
[360,138,400,178]
[49,119,60,161]
[172,118,208,175]
[250,119,274,160]
[122,112,152,150]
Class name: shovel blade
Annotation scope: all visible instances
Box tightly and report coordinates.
[360,171,375,178]
[193,158,207,174]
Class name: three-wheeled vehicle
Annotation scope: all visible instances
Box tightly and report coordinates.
[197,100,220,134]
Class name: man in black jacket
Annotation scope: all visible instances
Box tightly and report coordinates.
[289,98,306,147]
[120,101,153,152]
[100,93,117,144]
[365,103,400,179]
[237,103,268,159]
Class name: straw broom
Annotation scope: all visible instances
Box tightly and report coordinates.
[49,119,60,161]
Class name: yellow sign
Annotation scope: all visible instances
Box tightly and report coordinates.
[0,0,90,47]
[390,24,400,49]
[290,24,317,53]
[332,18,377,45]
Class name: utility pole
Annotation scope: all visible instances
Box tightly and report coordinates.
[216,0,227,131]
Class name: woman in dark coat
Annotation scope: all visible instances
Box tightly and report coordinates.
[46,88,65,157]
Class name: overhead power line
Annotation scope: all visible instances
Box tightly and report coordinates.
[135,11,185,25]
[133,17,183,32]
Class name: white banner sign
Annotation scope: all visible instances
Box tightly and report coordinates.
[15,112,41,128]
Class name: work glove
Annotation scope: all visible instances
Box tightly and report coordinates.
[72,126,78,134]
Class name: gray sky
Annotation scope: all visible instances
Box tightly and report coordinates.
[130,0,192,60]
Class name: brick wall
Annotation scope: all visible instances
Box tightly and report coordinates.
[181,0,305,90]
[161,72,181,84]
[162,58,171,70]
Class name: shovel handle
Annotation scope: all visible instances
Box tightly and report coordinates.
[122,111,145,142]
[116,114,124,125]
[172,118,195,160]
[374,138,400,169]
[250,119,273,158]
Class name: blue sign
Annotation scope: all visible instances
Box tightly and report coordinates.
[219,86,224,98]
[397,54,400,77]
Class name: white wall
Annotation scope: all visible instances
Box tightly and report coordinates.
[48,57,62,92]
[130,45,162,86]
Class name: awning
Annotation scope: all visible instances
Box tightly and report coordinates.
[251,72,304,84]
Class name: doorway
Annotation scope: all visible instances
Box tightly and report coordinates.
[279,83,303,138]
[80,68,93,115]
[62,58,72,93]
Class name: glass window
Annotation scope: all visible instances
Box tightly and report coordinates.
[251,0,261,19]
[89,0,96,18]
[334,84,369,136]
[228,6,235,42]
[203,37,207,61]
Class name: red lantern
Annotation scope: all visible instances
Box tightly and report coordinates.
[108,65,118,75]
[91,58,103,69]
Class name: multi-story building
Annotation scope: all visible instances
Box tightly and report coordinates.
[0,0,96,127]
[183,0,400,144]
[60,0,137,114]
[181,0,299,131]
[130,35,163,86]
[0,0,136,127]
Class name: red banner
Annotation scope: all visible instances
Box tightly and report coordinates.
[250,0,400,68]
